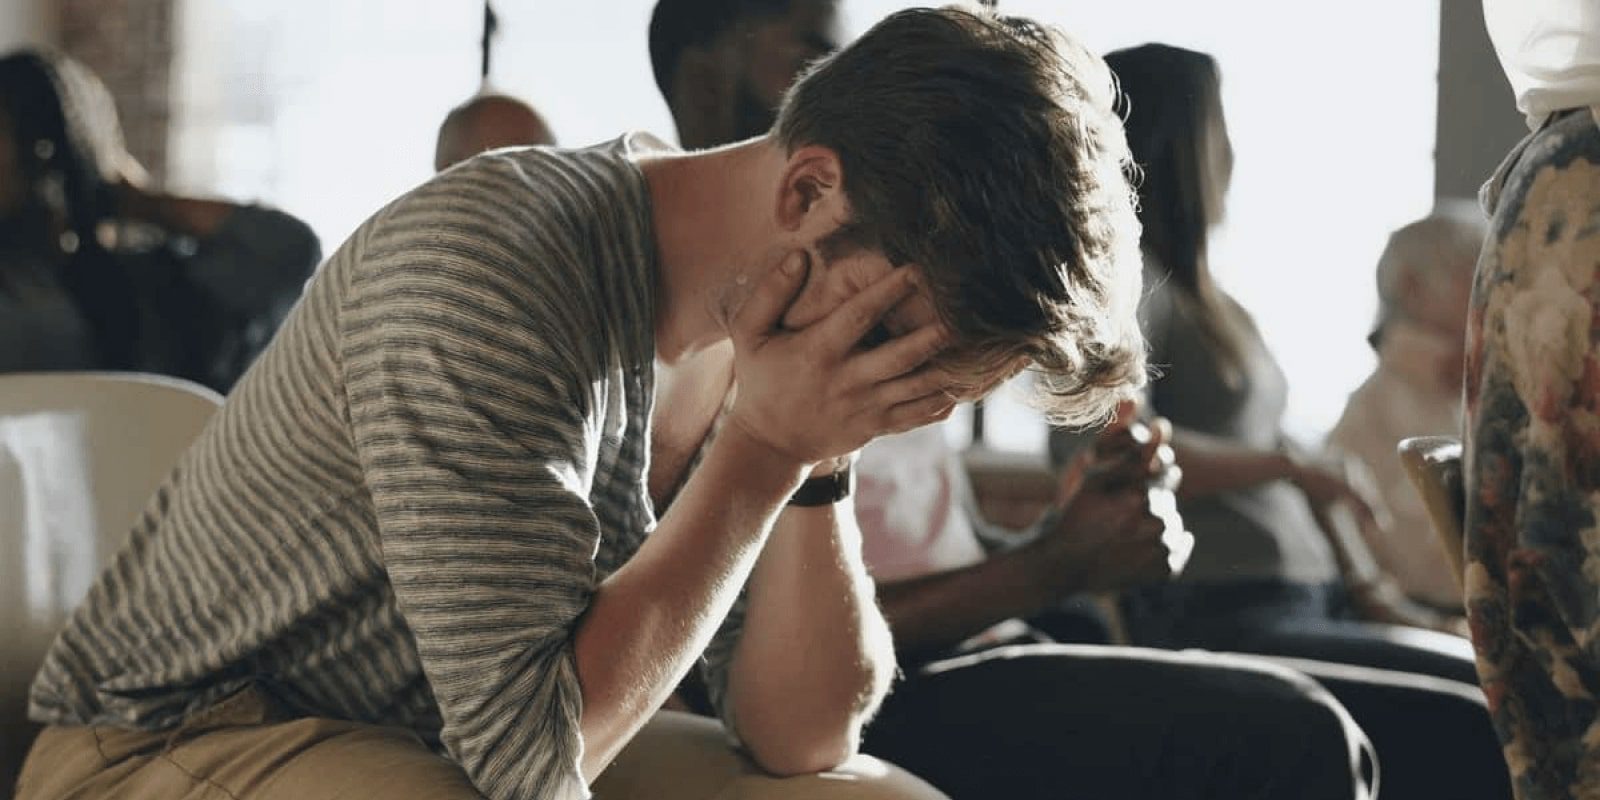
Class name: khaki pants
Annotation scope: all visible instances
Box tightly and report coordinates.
[16,690,946,800]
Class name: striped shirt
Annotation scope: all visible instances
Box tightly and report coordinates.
[28,134,732,799]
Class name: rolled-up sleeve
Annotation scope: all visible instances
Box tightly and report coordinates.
[341,215,605,799]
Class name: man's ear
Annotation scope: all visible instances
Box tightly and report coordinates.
[775,145,846,234]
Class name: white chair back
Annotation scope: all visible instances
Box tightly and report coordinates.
[0,372,221,795]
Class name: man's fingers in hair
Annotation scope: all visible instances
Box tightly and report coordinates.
[851,323,948,383]
[818,268,917,354]
[874,364,954,407]
[882,391,957,434]
[731,250,809,344]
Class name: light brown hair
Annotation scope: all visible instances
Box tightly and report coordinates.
[775,6,1145,426]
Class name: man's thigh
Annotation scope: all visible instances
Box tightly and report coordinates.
[18,701,481,800]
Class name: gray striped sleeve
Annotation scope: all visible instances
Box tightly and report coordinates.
[341,195,605,799]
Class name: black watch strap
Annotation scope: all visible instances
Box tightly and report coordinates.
[787,464,855,507]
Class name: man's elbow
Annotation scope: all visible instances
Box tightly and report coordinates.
[732,635,895,775]
[745,726,861,776]
[734,689,874,776]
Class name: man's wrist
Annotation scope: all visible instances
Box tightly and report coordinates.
[808,452,857,479]
[788,465,854,507]
[716,420,810,501]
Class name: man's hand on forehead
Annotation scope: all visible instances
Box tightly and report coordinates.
[726,251,957,466]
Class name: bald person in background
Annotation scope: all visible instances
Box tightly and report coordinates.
[433,92,555,171]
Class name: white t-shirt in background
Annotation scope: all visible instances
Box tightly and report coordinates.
[856,425,988,583]
[1483,0,1600,127]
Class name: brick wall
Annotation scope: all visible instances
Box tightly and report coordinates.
[58,0,175,182]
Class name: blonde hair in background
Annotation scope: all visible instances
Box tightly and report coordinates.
[1373,201,1488,337]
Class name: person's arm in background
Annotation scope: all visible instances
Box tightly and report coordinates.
[1323,390,1470,633]
[116,179,238,238]
[1172,424,1464,633]
[876,412,1190,656]
[1303,445,1468,635]
[114,177,321,308]
[115,177,322,389]
[1163,427,1304,498]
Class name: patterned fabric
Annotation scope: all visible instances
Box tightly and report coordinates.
[1463,107,1600,800]
[27,135,736,800]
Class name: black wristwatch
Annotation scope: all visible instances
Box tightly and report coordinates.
[787,464,855,507]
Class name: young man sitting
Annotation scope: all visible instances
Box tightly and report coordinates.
[24,6,1152,800]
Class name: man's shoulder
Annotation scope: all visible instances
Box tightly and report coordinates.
[412,137,639,226]
[352,137,646,286]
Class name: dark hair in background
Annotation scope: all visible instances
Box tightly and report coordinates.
[776,7,1145,425]
[647,0,792,101]
[1105,43,1250,384]
[0,50,141,369]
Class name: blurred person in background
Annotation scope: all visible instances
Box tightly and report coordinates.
[651,0,840,151]
[1092,42,1477,672]
[432,3,554,171]
[0,49,318,392]
[1327,205,1487,613]
[434,92,554,172]
[1053,41,1514,800]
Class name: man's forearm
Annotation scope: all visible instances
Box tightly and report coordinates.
[572,423,806,782]
[727,497,897,775]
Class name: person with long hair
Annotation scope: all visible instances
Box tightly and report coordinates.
[0,49,319,392]
[1054,42,1514,800]
[1089,41,1475,676]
